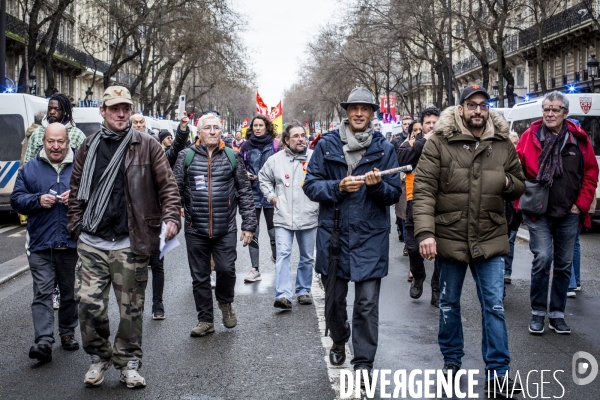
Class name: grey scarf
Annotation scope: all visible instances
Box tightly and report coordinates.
[339,118,373,175]
[77,123,134,233]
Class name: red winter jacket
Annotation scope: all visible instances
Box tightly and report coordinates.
[515,118,599,227]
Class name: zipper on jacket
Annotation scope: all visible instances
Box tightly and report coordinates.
[208,154,213,238]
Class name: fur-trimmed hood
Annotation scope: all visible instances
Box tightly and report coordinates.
[434,106,509,141]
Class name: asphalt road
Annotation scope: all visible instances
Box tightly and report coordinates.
[0,211,599,399]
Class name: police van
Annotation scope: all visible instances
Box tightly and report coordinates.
[507,93,600,219]
[72,107,104,137]
[0,94,48,211]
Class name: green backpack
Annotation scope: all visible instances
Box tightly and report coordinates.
[184,146,237,171]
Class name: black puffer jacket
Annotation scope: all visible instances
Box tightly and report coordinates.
[173,141,257,237]
[166,126,190,168]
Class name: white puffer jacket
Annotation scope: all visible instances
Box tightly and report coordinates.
[258,147,319,230]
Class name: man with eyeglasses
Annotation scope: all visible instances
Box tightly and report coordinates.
[413,84,525,394]
[516,91,598,335]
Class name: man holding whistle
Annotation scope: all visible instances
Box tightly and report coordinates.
[303,87,400,386]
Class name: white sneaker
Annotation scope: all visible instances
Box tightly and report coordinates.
[567,290,576,298]
[52,292,60,310]
[244,268,262,282]
[210,273,216,289]
[84,355,111,387]
[120,360,146,388]
[574,285,582,292]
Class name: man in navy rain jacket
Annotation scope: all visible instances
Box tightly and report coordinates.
[11,123,79,363]
[303,88,401,382]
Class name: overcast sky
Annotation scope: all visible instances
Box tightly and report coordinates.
[234,0,340,109]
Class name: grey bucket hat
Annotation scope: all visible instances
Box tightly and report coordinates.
[340,87,380,112]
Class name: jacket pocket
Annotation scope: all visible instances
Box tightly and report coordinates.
[145,215,162,228]
[435,211,462,225]
[489,211,506,225]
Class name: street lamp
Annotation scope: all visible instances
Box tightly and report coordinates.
[587,54,599,93]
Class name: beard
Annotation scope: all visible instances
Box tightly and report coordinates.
[465,114,487,129]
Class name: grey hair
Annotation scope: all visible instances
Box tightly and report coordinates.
[35,110,46,125]
[198,113,221,129]
[542,91,569,111]
[508,131,519,142]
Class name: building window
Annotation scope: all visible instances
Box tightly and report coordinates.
[516,67,525,88]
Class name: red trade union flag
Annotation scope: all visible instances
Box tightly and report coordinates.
[256,92,269,116]
[580,97,592,114]
[241,118,249,129]
[269,102,282,121]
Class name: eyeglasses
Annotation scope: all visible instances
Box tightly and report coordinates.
[542,107,567,115]
[463,102,489,111]
[201,125,222,132]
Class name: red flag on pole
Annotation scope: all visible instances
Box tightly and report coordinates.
[256,92,268,116]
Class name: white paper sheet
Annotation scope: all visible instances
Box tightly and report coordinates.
[159,222,180,259]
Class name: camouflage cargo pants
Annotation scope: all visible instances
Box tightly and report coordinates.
[76,241,149,369]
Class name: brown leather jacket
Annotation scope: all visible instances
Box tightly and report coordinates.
[68,129,182,255]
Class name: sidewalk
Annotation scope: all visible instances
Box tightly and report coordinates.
[0,254,28,285]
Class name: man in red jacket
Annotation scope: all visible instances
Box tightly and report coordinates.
[516,91,598,335]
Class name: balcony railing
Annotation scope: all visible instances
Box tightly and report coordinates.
[6,13,111,74]
[453,34,520,76]
[519,3,594,48]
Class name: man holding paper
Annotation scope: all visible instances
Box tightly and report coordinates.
[68,86,181,388]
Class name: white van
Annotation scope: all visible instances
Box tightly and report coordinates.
[0,94,49,211]
[72,107,103,137]
[507,93,600,219]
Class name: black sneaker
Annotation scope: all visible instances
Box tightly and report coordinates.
[274,297,292,310]
[410,277,425,299]
[152,309,166,320]
[430,290,440,308]
[486,375,523,398]
[549,318,571,334]
[529,315,545,334]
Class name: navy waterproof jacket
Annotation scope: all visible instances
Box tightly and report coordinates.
[10,151,76,252]
[302,130,401,282]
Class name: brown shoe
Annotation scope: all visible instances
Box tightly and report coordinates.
[61,334,80,351]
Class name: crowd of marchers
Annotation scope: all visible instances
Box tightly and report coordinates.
[9,83,598,393]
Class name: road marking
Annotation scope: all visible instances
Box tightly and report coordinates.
[0,225,21,234]
[8,228,26,237]
[311,274,361,399]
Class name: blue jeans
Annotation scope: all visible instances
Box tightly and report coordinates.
[274,227,316,300]
[524,213,579,319]
[504,230,518,277]
[569,226,582,289]
[437,256,510,375]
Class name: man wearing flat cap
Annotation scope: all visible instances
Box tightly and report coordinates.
[303,87,400,385]
[68,86,181,388]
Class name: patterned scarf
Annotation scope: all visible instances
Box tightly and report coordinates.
[536,123,568,187]
[77,122,133,233]
[339,119,373,175]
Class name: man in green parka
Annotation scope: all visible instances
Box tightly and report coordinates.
[413,84,525,395]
